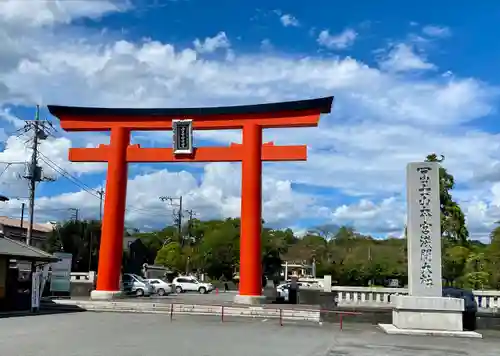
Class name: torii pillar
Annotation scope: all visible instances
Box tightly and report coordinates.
[237,123,264,302]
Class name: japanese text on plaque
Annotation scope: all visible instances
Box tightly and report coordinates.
[417,166,433,287]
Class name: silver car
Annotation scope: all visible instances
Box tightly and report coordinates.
[122,273,154,297]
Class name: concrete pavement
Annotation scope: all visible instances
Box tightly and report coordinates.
[1,312,500,355]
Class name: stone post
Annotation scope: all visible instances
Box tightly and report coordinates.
[378,162,480,338]
[406,162,443,296]
[323,275,332,293]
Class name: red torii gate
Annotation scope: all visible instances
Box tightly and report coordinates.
[48,97,333,303]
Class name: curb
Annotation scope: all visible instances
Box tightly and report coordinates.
[1,308,85,318]
[45,300,321,322]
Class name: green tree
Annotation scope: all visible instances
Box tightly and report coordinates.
[442,245,470,286]
[132,227,178,263]
[262,228,292,277]
[198,219,240,279]
[337,245,370,285]
[368,242,407,285]
[308,224,340,240]
[461,252,489,289]
[155,241,186,271]
[487,222,500,289]
[425,154,469,245]
[45,219,102,272]
[283,233,327,265]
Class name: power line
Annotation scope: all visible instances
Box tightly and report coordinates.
[37,152,101,198]
[12,136,180,225]
[0,196,29,201]
[0,162,28,181]
[0,164,11,179]
[38,153,119,218]
[37,153,167,219]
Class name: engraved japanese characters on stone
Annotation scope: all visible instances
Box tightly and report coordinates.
[417,166,434,287]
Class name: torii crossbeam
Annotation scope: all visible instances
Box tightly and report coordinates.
[48,96,333,303]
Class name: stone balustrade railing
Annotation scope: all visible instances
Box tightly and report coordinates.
[70,271,96,283]
[332,286,500,312]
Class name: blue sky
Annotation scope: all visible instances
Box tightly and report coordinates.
[1,0,500,240]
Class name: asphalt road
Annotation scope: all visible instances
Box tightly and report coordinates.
[2,312,500,356]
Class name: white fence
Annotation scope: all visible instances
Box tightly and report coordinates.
[332,286,500,312]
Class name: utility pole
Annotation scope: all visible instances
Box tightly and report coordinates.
[368,246,373,286]
[89,230,93,272]
[98,188,104,222]
[22,105,55,245]
[185,208,194,220]
[177,196,182,238]
[184,208,195,241]
[159,195,183,242]
[25,106,42,245]
[25,106,40,245]
[20,203,25,229]
[184,208,197,275]
[69,208,79,221]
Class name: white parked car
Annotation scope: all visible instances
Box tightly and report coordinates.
[276,282,308,301]
[146,278,173,296]
[172,276,214,294]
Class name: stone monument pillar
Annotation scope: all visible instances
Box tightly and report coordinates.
[406,162,443,296]
[379,162,480,338]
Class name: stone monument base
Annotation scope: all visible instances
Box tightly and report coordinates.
[90,290,124,300]
[233,294,267,305]
[378,324,482,338]
[378,295,482,338]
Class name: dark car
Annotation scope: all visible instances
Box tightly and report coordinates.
[442,287,478,331]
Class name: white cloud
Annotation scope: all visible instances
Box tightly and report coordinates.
[0,163,325,230]
[0,2,500,239]
[193,32,231,54]
[260,39,273,51]
[331,197,404,235]
[0,134,106,199]
[422,25,451,38]
[280,14,299,27]
[0,107,24,128]
[330,182,500,243]
[378,43,436,72]
[317,28,357,50]
[0,0,126,27]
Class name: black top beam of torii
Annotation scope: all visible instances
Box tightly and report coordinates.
[47,96,334,117]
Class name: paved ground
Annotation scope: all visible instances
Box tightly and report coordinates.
[2,312,500,356]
